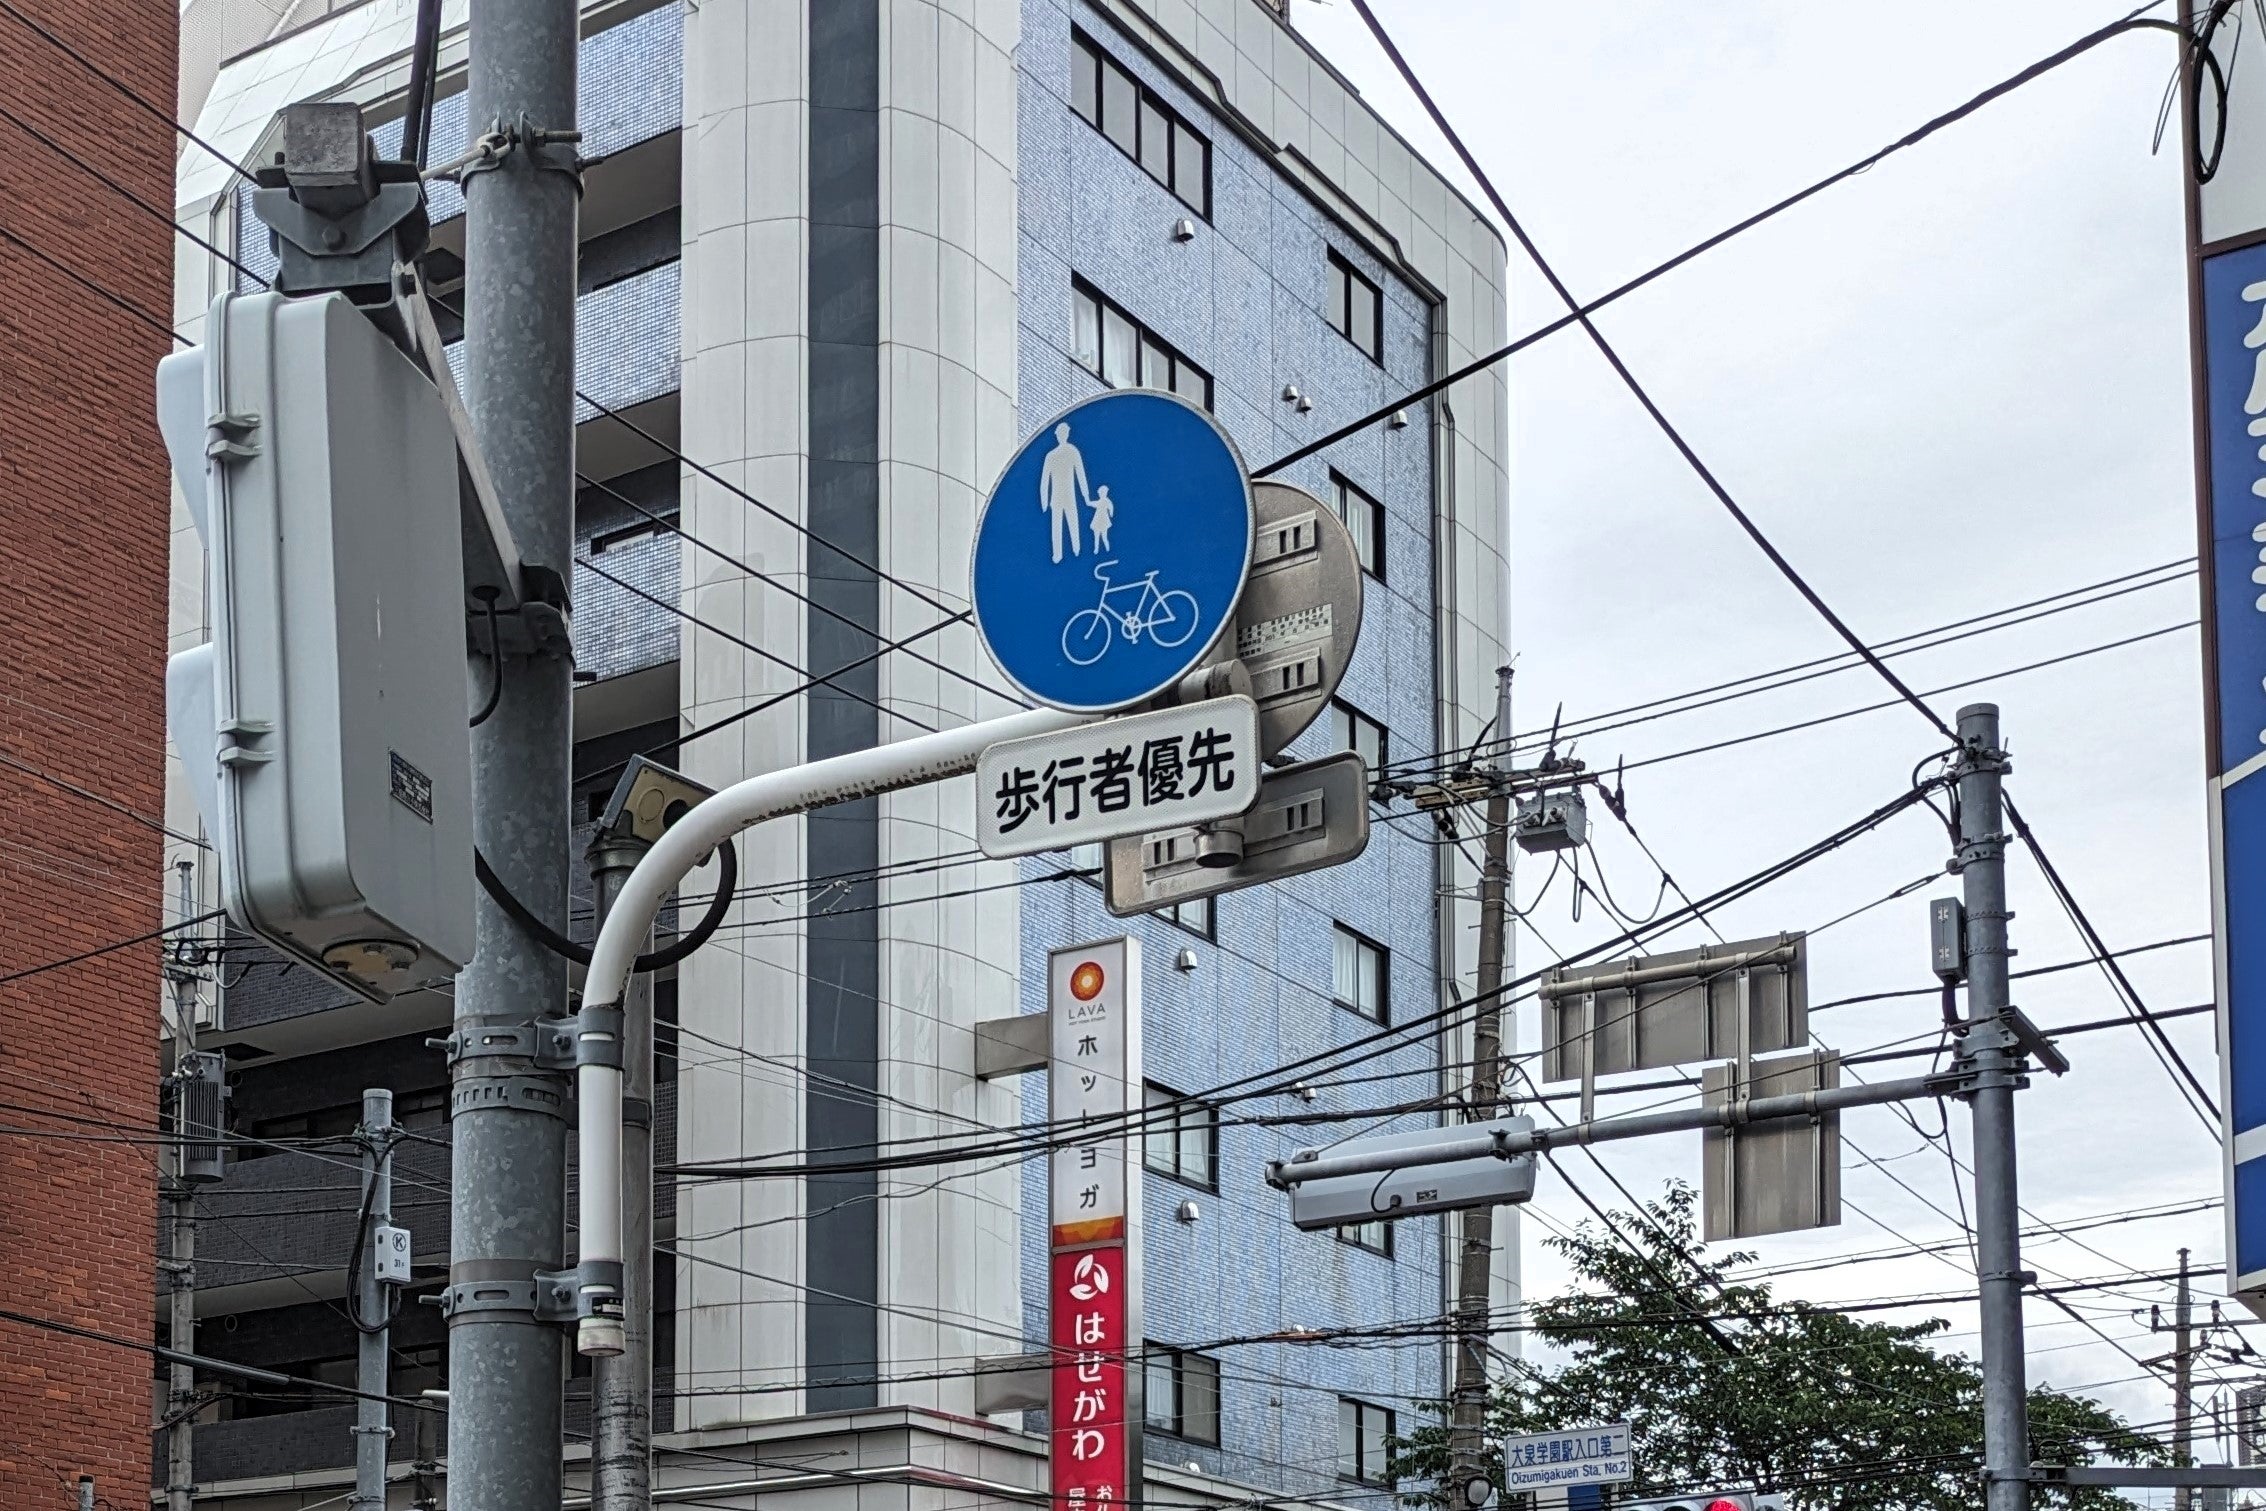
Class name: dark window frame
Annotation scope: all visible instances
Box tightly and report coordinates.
[1334,1218,1393,1256]
[1331,922,1389,1025]
[1142,1342,1223,1444]
[1070,28,1212,217]
[1072,277,1213,410]
[1329,471,1386,581]
[1330,699,1387,776]
[1142,1081,1219,1191]
[1339,1396,1398,1485]
[1327,250,1384,363]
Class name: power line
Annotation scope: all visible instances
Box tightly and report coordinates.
[1340,0,2219,1140]
[0,909,224,987]
[0,0,256,189]
[664,780,1936,1179]
[575,550,937,736]
[1253,2,2187,481]
[1608,621,2194,774]
[1386,557,2198,777]
[573,464,1023,711]
[1812,931,2212,1012]
[0,220,178,343]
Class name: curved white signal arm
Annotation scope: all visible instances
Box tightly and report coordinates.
[572,705,1085,1356]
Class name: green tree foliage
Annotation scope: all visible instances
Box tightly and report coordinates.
[1391,1185,2166,1509]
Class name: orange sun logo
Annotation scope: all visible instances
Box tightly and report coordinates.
[1069,961,1106,1001]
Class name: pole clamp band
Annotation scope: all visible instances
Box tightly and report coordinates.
[437,1018,581,1070]
[450,1073,570,1123]
[574,1002,625,1071]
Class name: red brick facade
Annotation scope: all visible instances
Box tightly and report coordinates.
[0,0,178,1501]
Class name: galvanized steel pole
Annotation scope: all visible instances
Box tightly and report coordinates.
[589,832,654,1511]
[1447,665,1514,1508]
[352,1088,395,1511]
[164,861,201,1511]
[449,0,578,1496]
[1955,703,2029,1511]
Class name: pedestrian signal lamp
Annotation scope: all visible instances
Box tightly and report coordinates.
[1624,1495,1786,1510]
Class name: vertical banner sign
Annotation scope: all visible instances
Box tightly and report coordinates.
[1049,939,1142,1511]
[2189,0,2266,1311]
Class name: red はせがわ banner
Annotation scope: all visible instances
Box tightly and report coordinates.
[1050,1243,1129,1511]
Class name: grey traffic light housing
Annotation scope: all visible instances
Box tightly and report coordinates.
[165,101,575,1003]
[1282,1117,1538,1231]
[164,290,475,1001]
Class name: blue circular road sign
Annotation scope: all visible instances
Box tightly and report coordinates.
[971,390,1253,713]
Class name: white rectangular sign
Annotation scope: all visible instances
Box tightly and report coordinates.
[1048,939,1140,1243]
[1503,1423,1632,1490]
[978,694,1259,859]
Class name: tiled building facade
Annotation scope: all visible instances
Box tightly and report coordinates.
[164,0,1508,1503]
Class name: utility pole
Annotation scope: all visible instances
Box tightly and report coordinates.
[1953,703,2031,1511]
[163,859,204,1511]
[1448,665,1515,1510]
[589,823,655,1511]
[446,0,579,1496]
[352,1088,395,1511]
[2181,1248,2199,1511]
[411,1403,441,1511]
[2150,1247,2201,1511]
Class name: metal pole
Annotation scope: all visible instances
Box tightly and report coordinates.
[449,0,578,1495]
[165,860,200,1511]
[1955,702,2029,1511]
[353,1088,396,1511]
[573,704,1083,1308]
[1272,1072,1946,1187]
[590,831,655,1511]
[77,1477,94,1511]
[1448,666,1514,1508]
[412,1401,441,1511]
[2179,1246,2197,1511]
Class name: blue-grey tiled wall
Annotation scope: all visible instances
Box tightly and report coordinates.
[1016,2,1445,1503]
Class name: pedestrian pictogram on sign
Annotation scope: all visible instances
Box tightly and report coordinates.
[972,392,1252,713]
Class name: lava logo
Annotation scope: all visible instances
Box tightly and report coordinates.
[1067,1252,1111,1302]
[1070,961,1105,1001]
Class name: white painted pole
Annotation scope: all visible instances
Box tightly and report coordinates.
[572,705,1083,1354]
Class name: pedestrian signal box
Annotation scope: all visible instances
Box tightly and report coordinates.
[162,291,473,1000]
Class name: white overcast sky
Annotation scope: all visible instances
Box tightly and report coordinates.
[1292,0,2227,1477]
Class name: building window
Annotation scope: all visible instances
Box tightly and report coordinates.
[1328,251,1383,362]
[1157,895,1213,940]
[1070,30,1210,215]
[1332,924,1388,1024]
[1335,1218,1392,1256]
[1339,1397,1397,1484]
[1143,1082,1218,1189]
[1072,279,1212,408]
[1329,472,1384,580]
[589,513,678,555]
[1143,1344,1222,1443]
[1330,700,1387,775]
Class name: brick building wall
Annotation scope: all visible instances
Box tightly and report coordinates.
[0,0,178,1502]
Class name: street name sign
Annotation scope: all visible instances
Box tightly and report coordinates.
[1503,1424,1632,1492]
[977,695,1260,859]
[971,390,1253,713]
